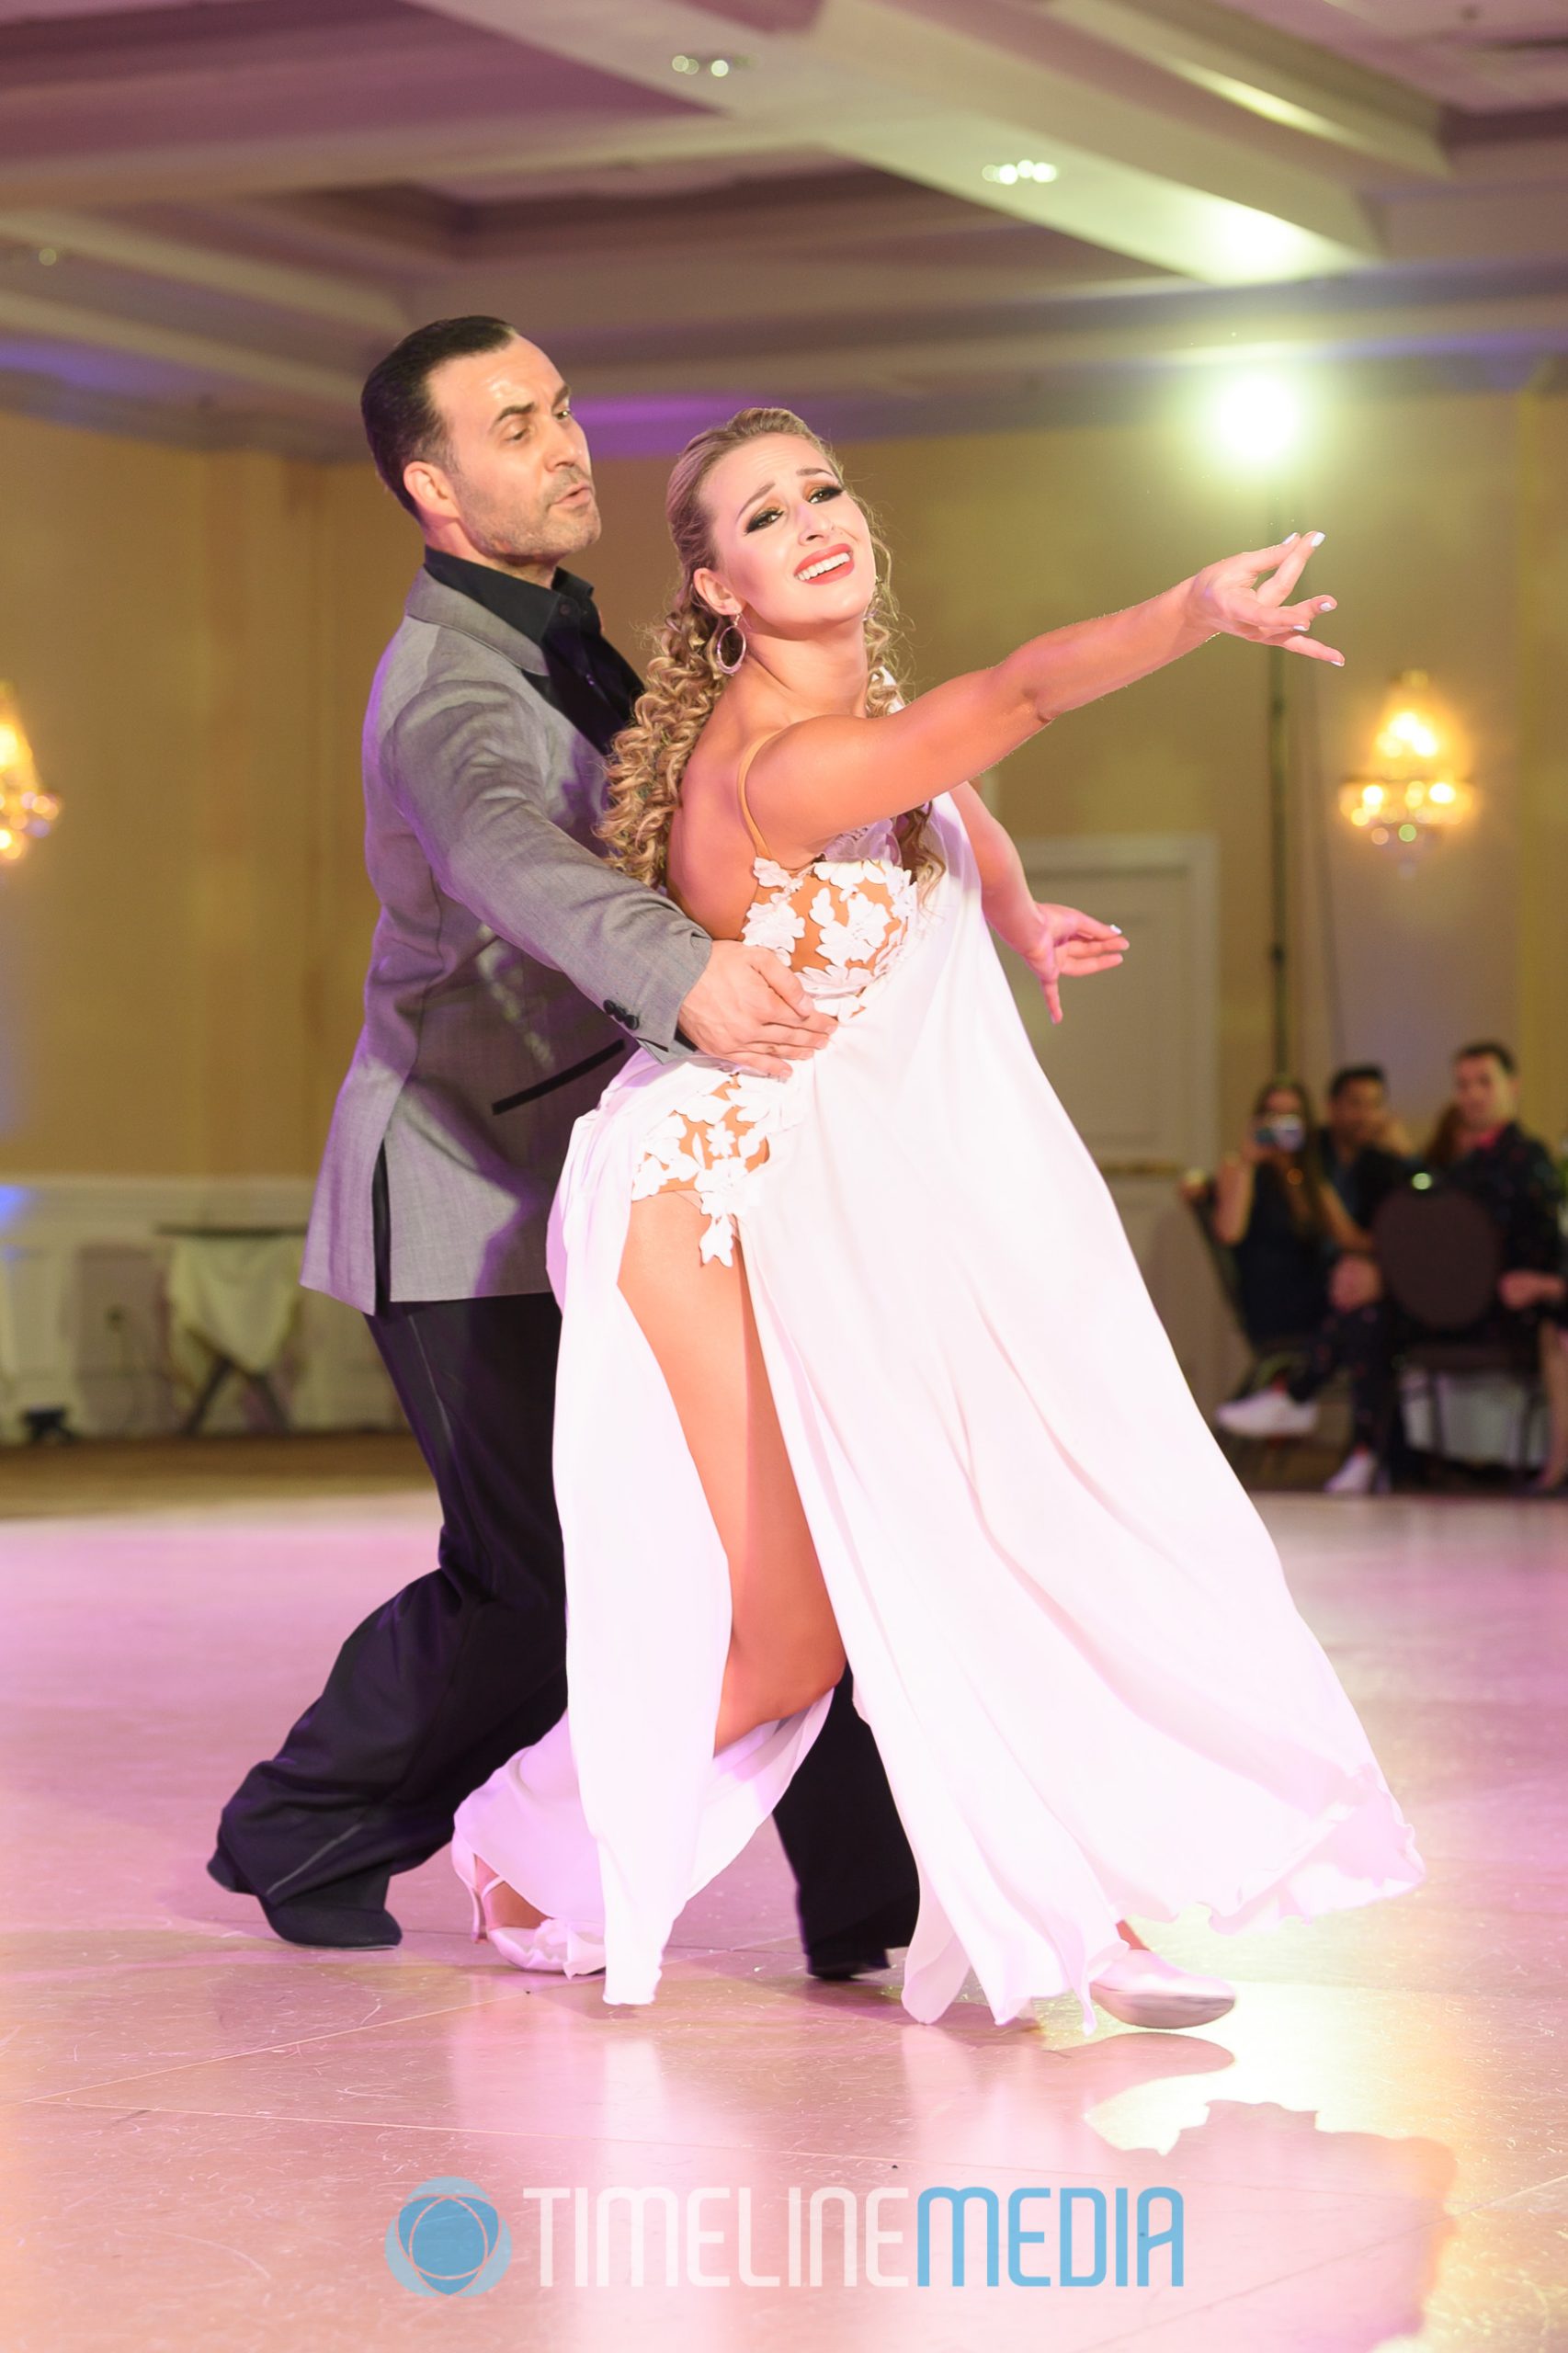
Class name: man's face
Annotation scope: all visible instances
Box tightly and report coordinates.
[1329,1077,1386,1151]
[1453,1052,1517,1133]
[405,337,599,574]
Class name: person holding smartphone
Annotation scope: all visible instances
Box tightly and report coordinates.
[1208,1078,1363,1349]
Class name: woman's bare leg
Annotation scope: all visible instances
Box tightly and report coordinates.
[619,1189,846,1750]
[466,1190,846,1918]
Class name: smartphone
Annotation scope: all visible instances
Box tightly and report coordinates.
[1254,1115,1307,1154]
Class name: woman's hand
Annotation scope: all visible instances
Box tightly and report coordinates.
[1187,534,1343,665]
[1014,901,1127,1027]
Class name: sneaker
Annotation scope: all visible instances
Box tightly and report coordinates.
[1323,1447,1380,1496]
[1215,1388,1318,1439]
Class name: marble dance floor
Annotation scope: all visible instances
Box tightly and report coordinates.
[1,1436,1565,2352]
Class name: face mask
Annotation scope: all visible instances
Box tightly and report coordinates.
[1255,1114,1306,1154]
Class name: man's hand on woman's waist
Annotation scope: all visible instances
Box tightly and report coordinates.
[677,941,834,1078]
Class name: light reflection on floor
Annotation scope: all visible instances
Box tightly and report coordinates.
[1,1449,1563,2349]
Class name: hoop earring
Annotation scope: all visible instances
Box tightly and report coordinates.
[712,618,747,676]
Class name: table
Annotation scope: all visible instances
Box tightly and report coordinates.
[157,1225,307,1436]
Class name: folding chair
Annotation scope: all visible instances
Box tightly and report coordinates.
[1182,1179,1314,1482]
[1371,1186,1546,1476]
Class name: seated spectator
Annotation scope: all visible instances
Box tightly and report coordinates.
[1318,1064,1414,1228]
[1207,1078,1363,1348]
[1427,1042,1568,1494]
[1219,1041,1567,1495]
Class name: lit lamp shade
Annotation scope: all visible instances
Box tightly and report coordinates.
[1338,670,1472,851]
[0,683,60,866]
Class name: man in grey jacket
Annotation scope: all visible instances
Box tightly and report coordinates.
[210,317,918,1975]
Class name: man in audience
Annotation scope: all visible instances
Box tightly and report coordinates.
[1218,1041,1566,1495]
[1318,1063,1412,1234]
[1426,1044,1568,1493]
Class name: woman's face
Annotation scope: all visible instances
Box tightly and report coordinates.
[692,433,873,642]
[1257,1088,1308,1157]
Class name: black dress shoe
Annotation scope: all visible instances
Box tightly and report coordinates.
[207,1839,402,1949]
[807,1893,917,1982]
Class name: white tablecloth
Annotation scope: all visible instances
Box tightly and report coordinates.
[165,1233,304,1375]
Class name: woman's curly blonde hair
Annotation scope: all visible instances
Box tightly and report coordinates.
[599,406,938,892]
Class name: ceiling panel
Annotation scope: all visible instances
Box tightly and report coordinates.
[2,0,1568,453]
[1211,0,1568,111]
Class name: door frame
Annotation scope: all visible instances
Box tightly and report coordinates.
[1006,829,1221,1174]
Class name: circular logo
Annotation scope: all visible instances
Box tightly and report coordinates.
[385,2177,512,2297]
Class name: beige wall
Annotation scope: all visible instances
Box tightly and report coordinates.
[0,414,406,1178]
[0,388,1560,1184]
[1517,393,1568,1165]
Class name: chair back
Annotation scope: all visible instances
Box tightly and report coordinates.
[1372,1184,1500,1331]
[1183,1182,1247,1336]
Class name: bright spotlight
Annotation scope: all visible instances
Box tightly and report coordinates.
[1211,374,1301,469]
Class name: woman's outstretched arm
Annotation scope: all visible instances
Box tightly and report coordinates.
[744,533,1338,862]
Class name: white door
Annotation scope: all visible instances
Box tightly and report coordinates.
[993,832,1239,1410]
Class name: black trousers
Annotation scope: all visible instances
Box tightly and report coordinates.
[217,1162,917,1950]
[1288,1302,1401,1450]
[1289,1298,1545,1455]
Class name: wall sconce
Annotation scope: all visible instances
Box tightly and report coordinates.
[0,684,60,866]
[1338,670,1473,856]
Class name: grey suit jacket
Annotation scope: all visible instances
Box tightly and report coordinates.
[302,571,710,1312]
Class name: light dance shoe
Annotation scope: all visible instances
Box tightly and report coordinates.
[449,1830,605,1977]
[1089,1948,1236,2030]
[1215,1389,1318,1439]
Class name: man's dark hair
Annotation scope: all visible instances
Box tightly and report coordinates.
[361,316,519,517]
[1327,1063,1387,1101]
[1455,1040,1517,1076]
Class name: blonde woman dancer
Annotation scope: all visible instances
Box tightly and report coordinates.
[453,409,1423,2033]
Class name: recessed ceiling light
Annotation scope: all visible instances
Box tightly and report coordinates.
[983,160,1059,187]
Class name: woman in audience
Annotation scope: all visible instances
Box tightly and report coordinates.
[1209,1078,1363,1347]
[1210,1078,1395,1495]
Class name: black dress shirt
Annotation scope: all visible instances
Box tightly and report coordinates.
[1317,1131,1411,1230]
[423,548,642,756]
[1437,1121,1566,1281]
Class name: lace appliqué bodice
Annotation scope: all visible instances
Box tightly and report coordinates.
[632,821,926,1263]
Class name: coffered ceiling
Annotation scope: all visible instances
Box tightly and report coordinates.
[5,0,1568,455]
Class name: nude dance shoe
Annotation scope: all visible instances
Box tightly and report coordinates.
[449,1830,605,1977]
[1089,1948,1236,2030]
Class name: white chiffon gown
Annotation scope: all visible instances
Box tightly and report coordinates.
[455,789,1423,2030]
